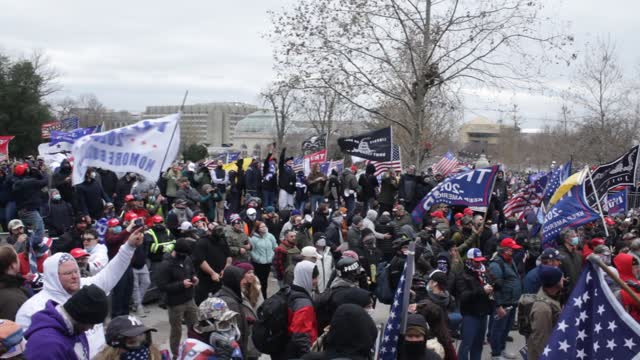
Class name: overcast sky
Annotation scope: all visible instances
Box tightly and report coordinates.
[1,0,638,129]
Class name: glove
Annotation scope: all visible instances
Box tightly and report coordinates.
[291,332,311,354]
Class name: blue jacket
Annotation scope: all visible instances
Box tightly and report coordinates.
[24,300,90,360]
[249,232,277,264]
[488,255,522,305]
[523,265,542,294]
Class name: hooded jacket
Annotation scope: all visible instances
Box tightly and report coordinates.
[0,274,29,321]
[15,244,135,358]
[315,247,334,294]
[52,160,74,202]
[154,254,196,306]
[215,266,249,355]
[286,261,318,358]
[24,300,90,360]
[454,263,493,316]
[614,253,640,321]
[363,210,385,240]
[12,172,48,211]
[75,178,109,218]
[86,243,109,275]
[302,304,376,360]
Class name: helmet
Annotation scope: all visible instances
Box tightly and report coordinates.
[14,163,28,177]
[192,215,207,224]
[151,215,164,224]
[107,218,120,228]
[196,297,239,333]
[335,257,361,277]
[124,194,135,202]
[123,212,138,222]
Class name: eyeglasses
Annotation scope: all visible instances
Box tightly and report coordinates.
[83,237,96,241]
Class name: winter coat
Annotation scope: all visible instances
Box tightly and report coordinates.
[398,174,417,203]
[311,210,330,234]
[379,173,398,206]
[249,232,277,264]
[225,226,251,262]
[346,226,362,251]
[315,247,334,294]
[0,274,29,321]
[75,179,109,218]
[54,228,85,254]
[12,174,48,211]
[114,175,136,210]
[273,240,301,281]
[325,222,343,250]
[523,265,543,294]
[104,229,131,260]
[24,300,91,360]
[244,164,261,192]
[45,200,74,237]
[488,255,522,306]
[261,156,278,192]
[527,288,561,360]
[392,213,414,234]
[155,254,196,306]
[558,244,582,294]
[324,173,341,201]
[16,246,135,358]
[340,170,358,197]
[175,186,201,210]
[241,291,264,359]
[215,267,249,356]
[52,160,74,202]
[454,265,493,316]
[614,253,640,322]
[279,149,297,194]
[358,164,379,201]
[284,284,318,359]
[375,217,395,260]
[307,171,327,196]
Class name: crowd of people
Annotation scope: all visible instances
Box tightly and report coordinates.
[0,151,639,360]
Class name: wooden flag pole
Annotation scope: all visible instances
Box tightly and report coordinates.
[587,254,640,306]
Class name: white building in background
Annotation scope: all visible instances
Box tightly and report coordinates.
[141,102,258,147]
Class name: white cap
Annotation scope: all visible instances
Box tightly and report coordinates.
[247,208,257,215]
[301,246,321,259]
[179,221,193,231]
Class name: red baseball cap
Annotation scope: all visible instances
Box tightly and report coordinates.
[430,210,445,219]
[70,248,89,259]
[499,238,522,249]
[604,217,615,226]
[463,208,473,216]
[454,213,464,220]
[124,194,135,202]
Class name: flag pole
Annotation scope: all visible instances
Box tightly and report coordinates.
[482,166,500,226]
[159,90,188,176]
[587,168,610,237]
[587,254,640,306]
[400,241,416,333]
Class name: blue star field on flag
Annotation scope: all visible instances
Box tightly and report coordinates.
[542,160,572,204]
[378,262,407,360]
[542,261,640,360]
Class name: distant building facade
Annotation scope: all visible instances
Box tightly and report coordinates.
[71,108,139,130]
[459,116,518,155]
[142,102,258,147]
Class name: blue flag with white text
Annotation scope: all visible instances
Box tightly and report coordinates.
[604,189,627,217]
[411,166,499,223]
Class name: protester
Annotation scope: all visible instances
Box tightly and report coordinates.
[45,189,74,237]
[0,246,29,321]
[16,228,144,358]
[249,220,277,299]
[24,284,109,359]
[526,265,563,360]
[214,266,250,357]
[314,233,334,294]
[95,315,164,360]
[81,229,109,275]
[226,214,252,263]
[273,230,301,287]
[523,247,564,294]
[557,227,583,301]
[613,252,640,321]
[398,313,442,360]
[192,226,232,305]
[154,238,199,358]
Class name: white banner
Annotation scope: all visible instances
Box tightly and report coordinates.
[71,114,180,185]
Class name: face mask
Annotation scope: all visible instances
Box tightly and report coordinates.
[403,340,426,356]
[570,237,580,246]
[502,251,513,262]
[248,214,256,221]
[437,260,448,273]
[112,226,122,234]
[120,347,149,360]
[148,196,156,203]
[366,308,375,319]
[90,172,96,179]
[85,245,95,252]
[52,194,61,201]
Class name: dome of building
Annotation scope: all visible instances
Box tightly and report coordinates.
[235,110,276,134]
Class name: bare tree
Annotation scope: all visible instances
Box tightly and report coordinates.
[261,78,299,150]
[568,39,638,163]
[269,0,572,167]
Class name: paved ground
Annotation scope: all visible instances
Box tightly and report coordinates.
[126,276,525,359]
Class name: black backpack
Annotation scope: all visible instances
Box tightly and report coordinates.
[314,287,335,332]
[252,286,291,354]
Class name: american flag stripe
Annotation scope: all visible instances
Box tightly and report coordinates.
[504,182,545,218]
[366,145,401,176]
[432,151,463,176]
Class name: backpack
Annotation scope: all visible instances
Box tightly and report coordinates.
[314,288,335,333]
[517,293,557,337]
[374,262,394,305]
[252,286,291,354]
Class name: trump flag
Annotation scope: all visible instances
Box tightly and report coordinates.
[72,114,180,185]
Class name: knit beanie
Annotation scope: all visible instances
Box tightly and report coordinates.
[63,284,108,324]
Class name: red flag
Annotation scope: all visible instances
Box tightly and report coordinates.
[0,136,15,161]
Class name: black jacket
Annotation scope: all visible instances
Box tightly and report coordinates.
[325,222,342,250]
[0,274,29,321]
[12,173,48,211]
[278,149,296,193]
[244,164,261,192]
[74,179,109,218]
[53,228,84,254]
[155,255,196,306]
[52,160,73,203]
[454,265,493,316]
[45,200,74,237]
[262,154,278,192]
[97,169,118,197]
[214,267,249,356]
[114,175,136,211]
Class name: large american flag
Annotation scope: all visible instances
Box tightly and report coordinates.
[366,145,402,176]
[61,116,79,131]
[503,175,547,218]
[543,160,572,204]
[432,151,463,176]
[378,243,415,360]
[542,261,640,360]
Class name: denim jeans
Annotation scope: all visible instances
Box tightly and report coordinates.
[262,191,276,208]
[345,196,356,219]
[489,305,516,356]
[448,312,463,333]
[310,194,324,212]
[18,209,44,233]
[111,266,133,317]
[458,315,488,360]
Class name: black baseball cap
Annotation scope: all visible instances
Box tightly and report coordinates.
[106,315,156,346]
[540,248,565,261]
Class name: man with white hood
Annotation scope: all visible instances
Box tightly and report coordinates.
[80,229,109,275]
[15,226,144,358]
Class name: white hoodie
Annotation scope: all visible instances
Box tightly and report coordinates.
[86,243,109,275]
[16,242,135,358]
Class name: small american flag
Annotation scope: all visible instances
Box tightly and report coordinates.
[366,145,402,176]
[432,151,463,176]
[542,261,640,360]
[61,116,79,131]
[292,157,304,173]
